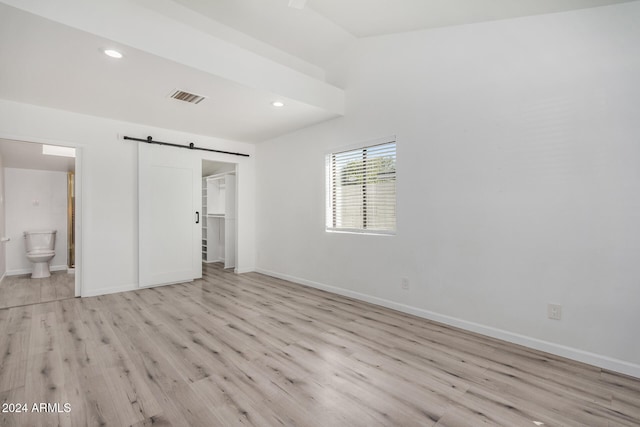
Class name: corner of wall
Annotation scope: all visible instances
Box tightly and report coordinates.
[0,151,6,279]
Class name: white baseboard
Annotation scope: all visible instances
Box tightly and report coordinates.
[6,264,70,276]
[81,283,138,298]
[255,268,640,379]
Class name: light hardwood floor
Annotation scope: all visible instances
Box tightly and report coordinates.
[0,271,75,310]
[0,263,638,426]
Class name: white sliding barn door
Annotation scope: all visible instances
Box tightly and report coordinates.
[138,143,202,288]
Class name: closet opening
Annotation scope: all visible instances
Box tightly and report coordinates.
[201,160,237,270]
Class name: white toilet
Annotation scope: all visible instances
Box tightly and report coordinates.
[24,230,57,279]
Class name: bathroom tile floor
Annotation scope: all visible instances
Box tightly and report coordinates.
[0,270,75,309]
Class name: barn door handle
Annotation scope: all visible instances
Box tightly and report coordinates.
[195,211,200,224]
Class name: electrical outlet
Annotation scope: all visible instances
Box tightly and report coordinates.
[548,304,562,320]
[401,278,410,290]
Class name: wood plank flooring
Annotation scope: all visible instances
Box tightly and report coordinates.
[0,263,638,426]
[0,271,75,310]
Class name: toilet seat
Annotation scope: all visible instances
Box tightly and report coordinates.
[27,249,55,257]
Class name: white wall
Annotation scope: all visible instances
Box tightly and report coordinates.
[0,99,256,296]
[256,2,640,377]
[4,168,68,274]
[0,152,6,279]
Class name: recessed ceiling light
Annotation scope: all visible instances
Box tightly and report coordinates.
[272,101,285,107]
[104,49,123,59]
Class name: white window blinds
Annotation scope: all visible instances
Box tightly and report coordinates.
[326,140,396,234]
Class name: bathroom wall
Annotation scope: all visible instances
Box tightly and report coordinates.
[4,168,68,274]
[0,153,5,279]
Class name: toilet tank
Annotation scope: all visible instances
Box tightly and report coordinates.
[24,230,57,252]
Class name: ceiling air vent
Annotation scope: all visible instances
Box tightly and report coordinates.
[169,89,206,105]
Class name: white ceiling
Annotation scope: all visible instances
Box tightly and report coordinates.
[0,139,75,173]
[0,3,339,143]
[173,0,354,72]
[1,0,636,144]
[202,159,235,177]
[176,0,636,66]
[307,0,637,38]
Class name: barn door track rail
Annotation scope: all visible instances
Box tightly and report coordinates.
[123,135,250,157]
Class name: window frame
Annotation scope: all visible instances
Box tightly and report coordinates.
[325,136,397,236]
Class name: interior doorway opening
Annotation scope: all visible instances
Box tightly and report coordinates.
[0,138,81,307]
[201,159,237,271]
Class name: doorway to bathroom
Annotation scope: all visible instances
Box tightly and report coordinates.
[0,138,80,309]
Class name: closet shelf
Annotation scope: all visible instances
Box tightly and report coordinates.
[202,172,236,269]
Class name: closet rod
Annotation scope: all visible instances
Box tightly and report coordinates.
[123,135,250,157]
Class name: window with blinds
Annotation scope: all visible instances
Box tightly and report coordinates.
[326,140,396,234]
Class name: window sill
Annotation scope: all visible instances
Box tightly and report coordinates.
[325,229,395,236]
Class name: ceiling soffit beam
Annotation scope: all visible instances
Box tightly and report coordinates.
[2,0,345,116]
